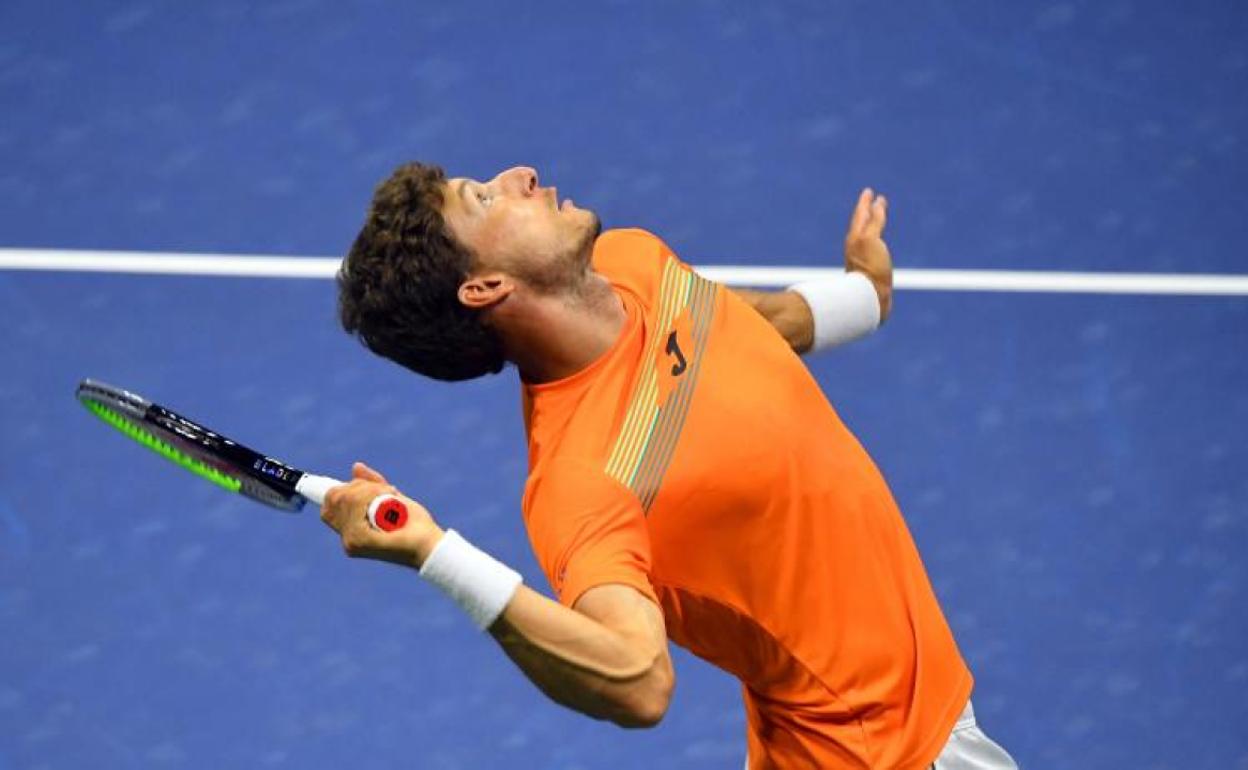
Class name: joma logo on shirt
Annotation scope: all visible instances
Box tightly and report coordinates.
[665,331,688,376]
[655,309,693,407]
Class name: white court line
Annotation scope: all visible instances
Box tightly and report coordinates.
[0,249,339,279]
[2,248,1247,296]
[700,266,1248,296]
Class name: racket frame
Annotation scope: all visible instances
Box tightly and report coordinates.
[76,379,314,511]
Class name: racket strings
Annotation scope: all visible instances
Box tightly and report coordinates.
[81,399,243,494]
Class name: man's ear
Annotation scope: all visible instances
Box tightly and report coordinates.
[458,272,515,310]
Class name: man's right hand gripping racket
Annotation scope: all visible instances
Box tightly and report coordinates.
[75,378,409,531]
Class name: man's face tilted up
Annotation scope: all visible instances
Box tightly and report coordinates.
[440,166,602,296]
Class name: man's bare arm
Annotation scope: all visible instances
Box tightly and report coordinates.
[731,288,818,353]
[489,583,674,727]
[319,465,674,729]
[731,188,893,353]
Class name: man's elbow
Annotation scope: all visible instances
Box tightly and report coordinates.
[612,661,675,728]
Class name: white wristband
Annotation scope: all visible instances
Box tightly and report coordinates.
[789,272,881,353]
[418,529,522,630]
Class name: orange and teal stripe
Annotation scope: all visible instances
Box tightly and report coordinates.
[605,260,718,511]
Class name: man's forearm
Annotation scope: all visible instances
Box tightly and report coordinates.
[319,484,672,726]
[487,584,673,727]
[732,288,815,353]
[733,269,890,355]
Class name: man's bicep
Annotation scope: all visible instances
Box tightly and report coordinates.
[574,583,667,641]
[574,584,672,681]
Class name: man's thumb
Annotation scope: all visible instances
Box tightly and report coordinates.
[352,461,387,483]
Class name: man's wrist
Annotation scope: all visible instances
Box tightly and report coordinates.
[418,529,523,630]
[788,271,882,354]
[412,523,446,569]
[780,290,816,353]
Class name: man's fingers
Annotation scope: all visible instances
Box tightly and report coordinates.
[340,517,384,557]
[321,490,381,548]
[321,483,343,517]
[319,478,378,531]
[865,195,888,237]
[324,461,409,527]
[849,188,873,237]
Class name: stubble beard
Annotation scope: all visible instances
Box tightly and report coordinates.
[576,210,603,268]
[518,210,603,297]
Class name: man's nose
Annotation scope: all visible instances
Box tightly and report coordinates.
[495,166,538,196]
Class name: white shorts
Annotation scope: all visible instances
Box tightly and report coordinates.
[742,700,1019,769]
[930,701,1018,770]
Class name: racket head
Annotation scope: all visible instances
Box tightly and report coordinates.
[76,379,308,512]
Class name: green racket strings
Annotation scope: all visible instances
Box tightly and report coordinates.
[81,399,243,494]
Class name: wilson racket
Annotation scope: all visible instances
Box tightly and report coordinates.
[75,378,409,531]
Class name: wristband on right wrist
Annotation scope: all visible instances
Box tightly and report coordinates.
[418,529,523,631]
[788,272,881,353]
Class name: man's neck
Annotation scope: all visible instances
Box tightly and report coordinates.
[504,272,626,385]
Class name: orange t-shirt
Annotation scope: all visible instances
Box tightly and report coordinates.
[521,229,973,769]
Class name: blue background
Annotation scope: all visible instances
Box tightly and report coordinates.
[2,1,1246,768]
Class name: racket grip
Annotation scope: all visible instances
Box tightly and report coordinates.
[367,495,409,532]
[295,473,344,506]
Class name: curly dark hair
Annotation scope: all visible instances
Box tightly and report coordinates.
[337,162,506,381]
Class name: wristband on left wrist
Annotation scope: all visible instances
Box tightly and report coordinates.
[788,272,882,353]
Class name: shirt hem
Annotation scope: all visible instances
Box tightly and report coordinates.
[908,670,974,770]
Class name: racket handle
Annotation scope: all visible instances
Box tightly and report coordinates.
[296,473,408,532]
[295,473,343,506]
[366,495,409,532]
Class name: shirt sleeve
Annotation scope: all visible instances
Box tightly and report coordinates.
[521,456,657,609]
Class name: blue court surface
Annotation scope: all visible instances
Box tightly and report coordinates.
[2,2,1246,768]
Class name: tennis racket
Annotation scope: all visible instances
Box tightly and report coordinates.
[75,378,409,531]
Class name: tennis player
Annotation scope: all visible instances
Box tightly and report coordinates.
[324,164,1018,769]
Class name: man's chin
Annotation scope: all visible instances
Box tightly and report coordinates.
[577,210,603,257]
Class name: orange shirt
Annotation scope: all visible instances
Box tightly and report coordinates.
[521,229,972,769]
